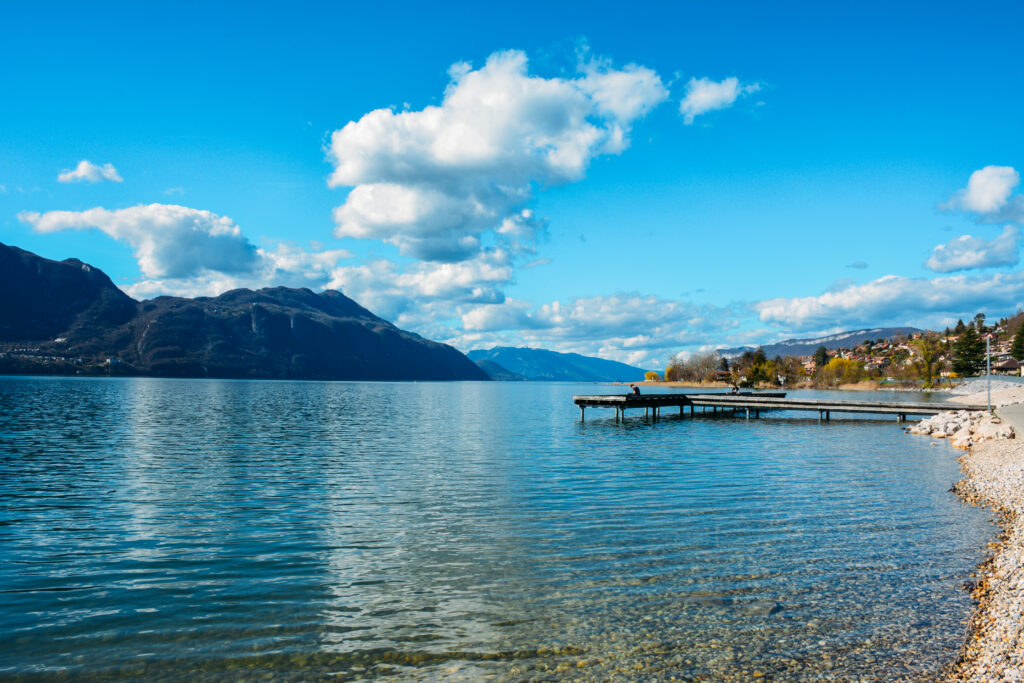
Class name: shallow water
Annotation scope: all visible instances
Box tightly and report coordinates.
[0,378,993,680]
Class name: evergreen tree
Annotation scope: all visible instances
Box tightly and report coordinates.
[952,325,985,376]
[954,319,966,334]
[813,345,829,368]
[1011,325,1024,361]
[718,356,729,371]
[752,346,767,365]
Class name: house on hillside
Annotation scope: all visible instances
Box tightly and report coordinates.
[992,358,1023,376]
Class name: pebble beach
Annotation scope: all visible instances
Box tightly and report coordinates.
[917,380,1024,680]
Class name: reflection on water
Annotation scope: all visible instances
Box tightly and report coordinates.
[0,378,991,680]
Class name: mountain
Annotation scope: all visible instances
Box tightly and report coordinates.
[717,327,924,358]
[0,243,137,342]
[473,359,527,381]
[0,242,488,381]
[468,346,647,382]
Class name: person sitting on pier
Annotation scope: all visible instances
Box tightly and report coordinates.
[730,385,740,395]
[629,384,640,397]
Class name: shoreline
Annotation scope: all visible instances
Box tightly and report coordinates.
[927,387,1024,679]
[947,436,1024,680]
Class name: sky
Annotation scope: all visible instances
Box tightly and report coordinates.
[2,1,1023,368]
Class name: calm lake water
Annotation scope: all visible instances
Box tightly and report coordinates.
[0,378,994,681]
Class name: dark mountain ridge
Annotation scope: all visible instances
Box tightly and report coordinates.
[0,243,487,381]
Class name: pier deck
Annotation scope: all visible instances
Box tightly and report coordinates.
[572,392,987,422]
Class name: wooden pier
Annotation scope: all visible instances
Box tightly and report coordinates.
[573,392,987,422]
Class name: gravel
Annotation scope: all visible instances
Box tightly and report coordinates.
[946,437,1024,680]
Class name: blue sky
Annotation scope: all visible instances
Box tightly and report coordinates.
[2,1,1023,367]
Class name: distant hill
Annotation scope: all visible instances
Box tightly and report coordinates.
[717,327,923,359]
[0,242,488,381]
[468,346,647,382]
[473,359,527,381]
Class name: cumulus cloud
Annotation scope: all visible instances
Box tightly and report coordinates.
[944,165,1024,223]
[19,203,362,299]
[20,204,260,278]
[326,249,515,323]
[327,49,668,261]
[122,242,355,299]
[925,225,1021,273]
[945,165,1019,213]
[57,160,123,184]
[755,271,1024,331]
[679,77,760,125]
[458,293,744,366]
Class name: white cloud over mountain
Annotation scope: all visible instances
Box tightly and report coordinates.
[57,160,123,184]
[457,293,743,365]
[755,271,1024,331]
[326,49,668,261]
[20,204,261,278]
[325,249,516,323]
[679,77,760,125]
[925,225,1021,273]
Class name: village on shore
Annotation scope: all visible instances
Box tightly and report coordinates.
[644,312,1024,391]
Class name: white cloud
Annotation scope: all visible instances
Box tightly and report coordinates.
[925,225,1021,272]
[679,77,760,125]
[326,249,515,323]
[21,204,259,279]
[121,242,355,299]
[755,271,1024,331]
[458,293,743,366]
[327,49,668,261]
[20,203,361,299]
[57,160,123,184]
[945,165,1019,213]
[944,165,1024,223]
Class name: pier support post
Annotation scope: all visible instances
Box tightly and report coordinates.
[745,408,750,420]
[690,405,695,416]
[580,406,585,421]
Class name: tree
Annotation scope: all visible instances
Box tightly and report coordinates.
[813,346,829,369]
[912,335,942,388]
[1011,324,1024,361]
[974,312,987,333]
[644,371,661,382]
[954,319,966,334]
[752,347,767,366]
[819,357,864,385]
[952,325,985,376]
[718,356,729,371]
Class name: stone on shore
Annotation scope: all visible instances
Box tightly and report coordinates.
[908,411,1013,449]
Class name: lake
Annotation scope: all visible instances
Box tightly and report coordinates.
[0,377,993,680]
